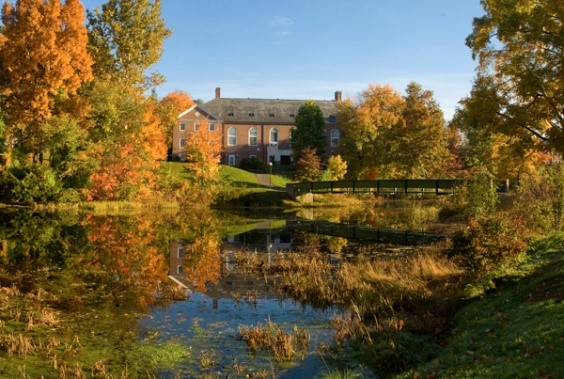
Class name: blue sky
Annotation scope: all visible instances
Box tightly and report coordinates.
[81,0,485,121]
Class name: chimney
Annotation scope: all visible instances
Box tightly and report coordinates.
[335,91,342,102]
[215,87,221,99]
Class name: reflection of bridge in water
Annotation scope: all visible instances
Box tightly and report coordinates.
[287,220,445,246]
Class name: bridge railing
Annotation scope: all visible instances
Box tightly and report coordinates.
[286,179,467,199]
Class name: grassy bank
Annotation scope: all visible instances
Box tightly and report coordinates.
[395,233,564,378]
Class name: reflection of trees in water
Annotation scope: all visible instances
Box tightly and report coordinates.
[177,207,222,292]
[0,210,183,377]
[85,215,170,309]
[297,200,441,231]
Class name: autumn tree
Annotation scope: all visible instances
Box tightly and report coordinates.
[337,85,405,179]
[454,76,550,180]
[0,0,93,158]
[466,0,564,155]
[338,83,456,179]
[87,0,171,90]
[184,123,222,185]
[324,154,347,180]
[85,81,169,200]
[291,100,326,162]
[158,91,194,151]
[294,147,322,182]
[399,83,454,178]
[85,0,171,200]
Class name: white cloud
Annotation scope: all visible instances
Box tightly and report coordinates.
[271,16,295,27]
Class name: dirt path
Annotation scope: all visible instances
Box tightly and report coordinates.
[255,173,273,187]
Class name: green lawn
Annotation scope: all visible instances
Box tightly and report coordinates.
[219,165,260,186]
[396,233,564,379]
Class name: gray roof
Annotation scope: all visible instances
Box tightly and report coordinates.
[202,97,337,124]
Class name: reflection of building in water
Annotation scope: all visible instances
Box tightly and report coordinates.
[222,229,293,255]
[168,228,293,301]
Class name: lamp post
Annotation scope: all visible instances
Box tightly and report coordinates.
[268,161,273,188]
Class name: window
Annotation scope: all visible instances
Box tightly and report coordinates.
[228,112,234,117]
[289,113,295,118]
[194,123,200,132]
[209,123,216,132]
[248,128,258,146]
[179,138,186,148]
[179,122,186,131]
[248,112,255,117]
[330,129,340,147]
[270,128,278,144]
[228,128,236,146]
[177,246,184,258]
[177,266,184,274]
[269,113,275,117]
[249,154,257,159]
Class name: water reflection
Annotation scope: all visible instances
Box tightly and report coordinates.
[0,201,444,378]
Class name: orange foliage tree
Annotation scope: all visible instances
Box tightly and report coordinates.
[0,0,93,156]
[88,98,167,200]
[158,91,194,149]
[184,123,222,184]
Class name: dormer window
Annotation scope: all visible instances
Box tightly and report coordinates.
[228,112,234,117]
[248,112,255,117]
[289,113,295,118]
[269,113,275,117]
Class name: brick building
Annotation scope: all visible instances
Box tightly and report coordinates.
[172,87,342,166]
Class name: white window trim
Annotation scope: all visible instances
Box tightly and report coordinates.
[270,128,278,144]
[227,127,237,146]
[248,127,258,146]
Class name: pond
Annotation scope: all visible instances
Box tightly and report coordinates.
[0,200,455,378]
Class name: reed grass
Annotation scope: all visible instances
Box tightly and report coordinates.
[238,320,310,362]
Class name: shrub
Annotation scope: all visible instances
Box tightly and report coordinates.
[294,147,321,181]
[0,165,62,204]
[448,168,499,220]
[512,163,564,233]
[239,157,267,172]
[450,216,526,275]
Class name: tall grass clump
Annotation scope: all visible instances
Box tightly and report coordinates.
[238,320,310,362]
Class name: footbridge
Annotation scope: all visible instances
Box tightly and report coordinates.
[286,179,467,200]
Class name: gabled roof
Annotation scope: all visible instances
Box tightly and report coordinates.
[202,97,337,124]
[177,104,220,121]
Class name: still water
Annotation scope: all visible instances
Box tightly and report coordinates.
[0,201,445,378]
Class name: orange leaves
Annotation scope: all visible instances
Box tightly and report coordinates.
[88,99,168,200]
[0,0,93,129]
[160,91,194,113]
[185,123,222,183]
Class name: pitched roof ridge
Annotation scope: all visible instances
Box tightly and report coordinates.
[207,97,335,102]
